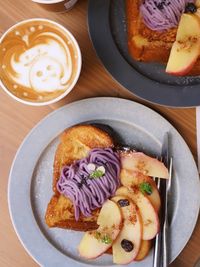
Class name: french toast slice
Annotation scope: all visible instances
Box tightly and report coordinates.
[45,125,114,230]
[126,0,200,75]
[126,0,176,62]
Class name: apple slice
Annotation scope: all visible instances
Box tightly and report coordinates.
[120,169,161,212]
[116,186,159,240]
[78,200,122,259]
[166,13,200,76]
[120,151,169,179]
[166,40,199,75]
[111,196,142,264]
[176,14,200,40]
[105,240,152,261]
[135,240,152,261]
[196,0,200,8]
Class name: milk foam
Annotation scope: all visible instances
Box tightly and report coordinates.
[0,20,81,103]
[9,32,72,92]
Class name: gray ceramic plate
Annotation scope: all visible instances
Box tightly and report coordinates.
[88,1,200,107]
[8,97,200,267]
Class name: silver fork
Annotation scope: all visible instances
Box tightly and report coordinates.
[162,158,172,267]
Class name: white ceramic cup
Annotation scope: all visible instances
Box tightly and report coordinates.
[0,18,82,106]
[32,0,78,12]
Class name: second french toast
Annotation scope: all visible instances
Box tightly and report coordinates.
[126,0,200,75]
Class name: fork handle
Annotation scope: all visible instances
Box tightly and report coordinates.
[153,222,169,267]
[153,231,162,267]
[162,220,169,267]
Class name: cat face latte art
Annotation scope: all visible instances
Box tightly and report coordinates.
[0,19,81,105]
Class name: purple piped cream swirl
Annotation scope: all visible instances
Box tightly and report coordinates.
[140,0,195,31]
[57,148,120,221]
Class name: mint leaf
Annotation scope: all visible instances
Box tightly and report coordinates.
[101,234,112,244]
[94,232,112,244]
[139,182,152,195]
[90,170,104,178]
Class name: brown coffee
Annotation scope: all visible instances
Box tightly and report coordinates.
[0,19,81,103]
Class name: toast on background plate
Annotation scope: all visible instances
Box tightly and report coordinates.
[126,0,200,76]
[45,125,114,230]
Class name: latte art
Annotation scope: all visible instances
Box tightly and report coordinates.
[10,34,72,92]
[0,20,81,103]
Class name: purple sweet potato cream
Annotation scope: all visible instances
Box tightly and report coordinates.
[57,148,120,221]
[140,0,195,31]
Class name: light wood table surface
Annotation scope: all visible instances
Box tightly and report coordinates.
[0,0,199,266]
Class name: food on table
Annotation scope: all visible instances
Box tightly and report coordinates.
[57,147,120,221]
[111,196,142,264]
[45,124,169,264]
[45,125,114,230]
[116,186,160,240]
[126,0,200,76]
[166,13,200,75]
[120,151,169,179]
[120,169,161,212]
[78,200,122,259]
[135,240,152,261]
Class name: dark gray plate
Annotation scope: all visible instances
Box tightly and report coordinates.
[88,0,200,107]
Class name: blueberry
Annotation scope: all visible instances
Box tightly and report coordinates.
[117,199,130,207]
[77,182,82,189]
[121,239,134,252]
[185,3,197,13]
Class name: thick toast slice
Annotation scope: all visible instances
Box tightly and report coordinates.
[45,125,114,230]
[127,0,200,75]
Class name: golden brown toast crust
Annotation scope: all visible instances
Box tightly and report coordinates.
[126,0,200,75]
[45,195,100,230]
[126,0,176,62]
[45,125,114,230]
[53,125,114,192]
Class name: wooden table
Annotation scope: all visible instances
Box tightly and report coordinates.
[0,0,199,266]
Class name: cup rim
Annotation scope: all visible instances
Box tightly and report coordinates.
[0,18,82,106]
[32,0,66,4]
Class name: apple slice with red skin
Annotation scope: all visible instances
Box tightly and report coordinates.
[120,151,169,179]
[166,40,199,76]
[105,239,152,261]
[166,13,200,76]
[116,186,159,240]
[78,200,122,259]
[120,169,161,212]
[111,196,142,264]
[135,240,152,261]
